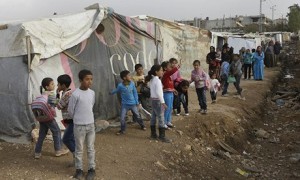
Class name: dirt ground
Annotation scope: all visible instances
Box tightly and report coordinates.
[0,44,299,180]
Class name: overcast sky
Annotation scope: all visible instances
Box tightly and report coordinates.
[0,0,298,22]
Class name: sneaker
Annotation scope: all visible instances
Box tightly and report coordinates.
[201,109,208,114]
[55,149,69,157]
[34,153,41,159]
[239,88,243,94]
[116,130,125,135]
[184,113,189,116]
[222,94,229,97]
[167,123,175,128]
[211,100,216,104]
[176,113,180,116]
[86,168,96,180]
[73,169,83,180]
[141,126,147,131]
[164,124,170,130]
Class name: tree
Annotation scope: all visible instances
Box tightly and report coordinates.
[288,4,300,32]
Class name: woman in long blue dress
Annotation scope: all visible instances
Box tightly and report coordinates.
[253,46,265,80]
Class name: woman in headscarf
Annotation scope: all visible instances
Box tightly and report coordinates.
[253,46,265,80]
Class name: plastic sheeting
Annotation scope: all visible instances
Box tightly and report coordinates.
[0,56,33,143]
[145,17,211,78]
[228,37,256,53]
[0,4,212,143]
[0,5,106,58]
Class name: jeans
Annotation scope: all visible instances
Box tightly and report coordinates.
[234,75,242,94]
[163,92,174,125]
[175,92,189,114]
[74,123,96,170]
[210,91,217,101]
[243,64,252,79]
[150,100,165,128]
[121,104,145,132]
[196,87,207,110]
[35,120,62,153]
[63,121,75,153]
[221,75,229,95]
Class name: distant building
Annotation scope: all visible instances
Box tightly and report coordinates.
[273,18,288,26]
[176,15,272,33]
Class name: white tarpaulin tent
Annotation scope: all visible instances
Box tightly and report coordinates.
[228,37,256,53]
[138,16,211,78]
[0,4,211,143]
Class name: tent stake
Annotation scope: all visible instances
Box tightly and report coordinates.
[26,36,31,72]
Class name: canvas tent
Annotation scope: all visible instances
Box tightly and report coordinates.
[0,4,210,143]
[138,16,211,78]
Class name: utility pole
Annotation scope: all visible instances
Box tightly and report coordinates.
[281,14,284,31]
[270,5,276,21]
[259,0,266,32]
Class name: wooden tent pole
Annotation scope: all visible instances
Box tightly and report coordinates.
[155,22,159,64]
[26,36,31,72]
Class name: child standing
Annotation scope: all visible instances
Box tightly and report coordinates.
[132,64,151,113]
[146,65,170,143]
[209,73,221,103]
[34,78,69,159]
[68,70,96,180]
[56,74,75,165]
[161,61,180,128]
[190,60,209,114]
[111,70,146,135]
[169,58,182,115]
[243,49,253,80]
[174,80,190,116]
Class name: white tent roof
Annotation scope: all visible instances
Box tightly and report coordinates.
[0,4,107,58]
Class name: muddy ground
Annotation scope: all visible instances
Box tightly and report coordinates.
[0,41,299,180]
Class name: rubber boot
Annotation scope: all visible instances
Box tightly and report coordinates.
[150,126,158,139]
[158,128,171,143]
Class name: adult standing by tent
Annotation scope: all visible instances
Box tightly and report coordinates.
[274,41,282,67]
[253,46,265,80]
[221,43,230,65]
[265,40,275,67]
[206,46,217,74]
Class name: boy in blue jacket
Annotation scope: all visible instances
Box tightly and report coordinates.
[111,70,146,135]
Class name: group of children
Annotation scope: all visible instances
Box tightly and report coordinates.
[109,57,223,143]
[34,57,223,179]
[35,70,96,180]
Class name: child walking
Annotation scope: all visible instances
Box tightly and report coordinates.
[175,79,190,116]
[161,61,180,129]
[190,60,209,114]
[34,78,69,159]
[56,74,75,166]
[68,70,96,180]
[209,73,221,103]
[111,70,146,135]
[146,65,170,143]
